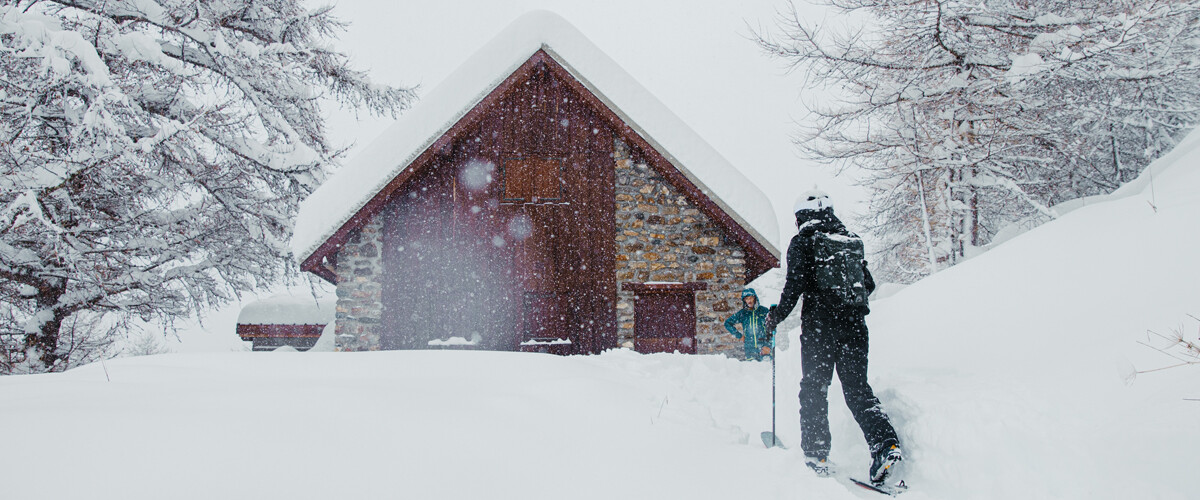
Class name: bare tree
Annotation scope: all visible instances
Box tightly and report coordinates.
[757,0,1200,283]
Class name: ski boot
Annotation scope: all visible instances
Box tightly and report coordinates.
[869,443,903,485]
[805,454,833,478]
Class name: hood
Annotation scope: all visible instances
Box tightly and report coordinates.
[795,207,849,237]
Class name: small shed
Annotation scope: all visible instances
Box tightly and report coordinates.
[292,12,780,357]
[236,294,336,351]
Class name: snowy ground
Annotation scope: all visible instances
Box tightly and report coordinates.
[3,127,1198,500]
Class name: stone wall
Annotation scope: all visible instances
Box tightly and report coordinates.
[333,216,384,351]
[613,139,746,357]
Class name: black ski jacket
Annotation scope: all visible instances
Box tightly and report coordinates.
[769,209,875,328]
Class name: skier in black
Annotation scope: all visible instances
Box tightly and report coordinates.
[764,189,902,485]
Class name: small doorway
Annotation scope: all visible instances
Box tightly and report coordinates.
[622,282,707,354]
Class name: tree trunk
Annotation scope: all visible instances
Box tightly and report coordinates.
[22,285,67,371]
[915,169,938,274]
[1110,130,1122,185]
[969,166,980,248]
[945,168,963,263]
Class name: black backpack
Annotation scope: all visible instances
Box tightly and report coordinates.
[810,231,869,307]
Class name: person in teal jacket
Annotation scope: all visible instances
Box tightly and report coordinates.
[724,288,773,361]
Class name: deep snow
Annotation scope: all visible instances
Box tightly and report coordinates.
[3,115,1198,500]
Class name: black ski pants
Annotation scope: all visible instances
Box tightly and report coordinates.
[798,306,898,459]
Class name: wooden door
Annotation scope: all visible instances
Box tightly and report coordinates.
[501,158,568,349]
[633,292,698,354]
[378,58,617,354]
[483,63,617,354]
[379,166,456,349]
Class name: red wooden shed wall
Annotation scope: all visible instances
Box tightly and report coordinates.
[377,61,617,354]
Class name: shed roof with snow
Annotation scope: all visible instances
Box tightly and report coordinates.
[293,11,780,280]
[236,294,336,351]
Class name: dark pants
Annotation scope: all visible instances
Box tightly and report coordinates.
[798,307,898,459]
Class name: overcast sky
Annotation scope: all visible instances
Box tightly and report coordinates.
[319,0,867,242]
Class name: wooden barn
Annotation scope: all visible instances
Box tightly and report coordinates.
[292,12,780,357]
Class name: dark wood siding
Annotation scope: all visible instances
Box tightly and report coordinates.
[379,60,616,354]
[236,324,325,352]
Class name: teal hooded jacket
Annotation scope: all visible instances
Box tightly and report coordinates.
[724,289,773,360]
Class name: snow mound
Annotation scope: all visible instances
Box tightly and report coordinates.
[292,10,780,266]
[0,350,843,499]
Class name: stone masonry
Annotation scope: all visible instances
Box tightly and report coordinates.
[333,216,384,351]
[613,139,745,358]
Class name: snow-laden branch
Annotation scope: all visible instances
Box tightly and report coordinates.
[0,0,415,372]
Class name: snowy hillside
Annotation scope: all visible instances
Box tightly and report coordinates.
[2,136,1197,499]
[856,127,1200,498]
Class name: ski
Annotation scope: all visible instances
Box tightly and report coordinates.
[848,477,907,497]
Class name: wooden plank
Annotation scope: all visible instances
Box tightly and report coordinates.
[236,324,326,339]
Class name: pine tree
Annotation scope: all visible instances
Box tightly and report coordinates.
[0,0,414,373]
[758,0,1200,283]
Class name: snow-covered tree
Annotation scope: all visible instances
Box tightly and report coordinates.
[0,0,414,373]
[757,0,1200,283]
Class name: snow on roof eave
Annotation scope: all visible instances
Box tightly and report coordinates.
[540,46,782,261]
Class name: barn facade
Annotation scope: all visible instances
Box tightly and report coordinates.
[293,13,780,357]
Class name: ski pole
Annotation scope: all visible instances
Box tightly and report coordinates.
[771,328,777,447]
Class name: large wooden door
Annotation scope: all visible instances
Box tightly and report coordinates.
[379,166,456,349]
[379,158,512,350]
[379,59,617,354]
[501,158,569,350]
[486,62,618,354]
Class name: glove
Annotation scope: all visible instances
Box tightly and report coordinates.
[765,306,780,332]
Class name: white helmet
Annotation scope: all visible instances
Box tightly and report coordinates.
[793,188,833,213]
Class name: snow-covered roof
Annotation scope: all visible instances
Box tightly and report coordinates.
[236,293,336,326]
[292,10,780,265]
